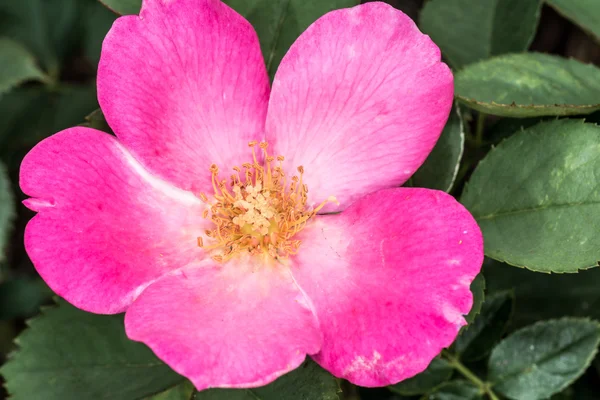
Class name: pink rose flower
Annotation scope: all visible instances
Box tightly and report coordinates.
[20,0,483,390]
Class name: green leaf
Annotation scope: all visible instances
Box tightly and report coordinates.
[99,0,141,15]
[0,161,15,263]
[0,38,48,95]
[196,360,340,400]
[0,85,99,166]
[81,1,118,67]
[407,104,464,192]
[0,300,185,400]
[487,117,547,144]
[0,320,18,356]
[488,318,600,400]
[454,291,514,361]
[419,0,541,69]
[224,0,360,79]
[0,0,81,73]
[83,108,113,133]
[389,358,453,396]
[455,53,600,117]
[546,0,600,42]
[0,87,44,147]
[0,278,53,320]
[465,273,485,324]
[484,259,600,328]
[420,381,483,400]
[147,381,195,400]
[461,119,600,272]
[0,0,111,73]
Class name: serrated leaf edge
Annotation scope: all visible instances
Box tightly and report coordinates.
[461,119,600,273]
[460,290,516,362]
[0,298,62,396]
[455,53,600,117]
[445,102,466,193]
[464,273,486,326]
[456,96,600,117]
[488,317,600,398]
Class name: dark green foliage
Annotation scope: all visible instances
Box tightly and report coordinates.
[2,0,600,399]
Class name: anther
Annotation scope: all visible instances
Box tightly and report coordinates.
[199,140,334,263]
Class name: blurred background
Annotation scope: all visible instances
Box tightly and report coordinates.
[1,0,600,399]
[0,0,118,374]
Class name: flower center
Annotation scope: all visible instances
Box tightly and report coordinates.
[198,141,337,263]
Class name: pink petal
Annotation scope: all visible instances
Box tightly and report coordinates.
[266,3,453,212]
[292,188,482,386]
[124,260,322,390]
[98,0,270,194]
[20,127,207,314]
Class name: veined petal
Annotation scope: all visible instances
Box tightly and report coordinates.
[266,3,453,212]
[20,128,207,314]
[98,0,270,194]
[292,188,482,386]
[125,259,322,390]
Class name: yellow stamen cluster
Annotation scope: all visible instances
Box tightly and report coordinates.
[198,141,337,263]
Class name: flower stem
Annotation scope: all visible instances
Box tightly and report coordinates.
[474,112,486,147]
[442,351,500,400]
